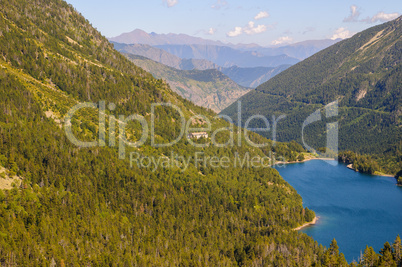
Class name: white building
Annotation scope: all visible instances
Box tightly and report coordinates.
[187,132,208,139]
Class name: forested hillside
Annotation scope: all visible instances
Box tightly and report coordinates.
[222,17,402,175]
[0,0,400,266]
[0,0,335,265]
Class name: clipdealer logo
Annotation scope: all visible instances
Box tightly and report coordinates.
[64,101,286,157]
[64,100,339,170]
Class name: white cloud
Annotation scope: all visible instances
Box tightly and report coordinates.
[227,21,268,37]
[243,21,267,34]
[211,0,228,10]
[343,5,360,22]
[163,0,178,8]
[227,26,243,37]
[345,7,400,24]
[366,11,400,23]
[207,28,217,35]
[330,27,354,40]
[255,11,269,20]
[271,36,293,46]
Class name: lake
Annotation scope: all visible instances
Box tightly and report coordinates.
[274,159,402,262]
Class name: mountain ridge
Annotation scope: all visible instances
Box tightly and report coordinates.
[112,42,219,70]
[123,53,251,112]
[109,28,229,46]
[110,29,340,60]
[221,16,402,173]
[114,42,291,88]
[250,39,341,60]
[154,44,299,68]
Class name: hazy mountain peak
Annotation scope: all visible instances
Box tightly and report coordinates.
[110,29,341,60]
[109,29,226,46]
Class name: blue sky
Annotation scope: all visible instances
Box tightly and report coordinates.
[65,0,401,46]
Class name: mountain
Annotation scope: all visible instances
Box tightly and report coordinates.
[0,0,341,265]
[112,42,219,70]
[220,65,291,88]
[109,28,228,46]
[248,39,341,60]
[115,41,300,69]
[155,44,300,68]
[221,17,402,173]
[110,29,339,62]
[110,29,338,60]
[123,54,250,112]
[114,42,290,88]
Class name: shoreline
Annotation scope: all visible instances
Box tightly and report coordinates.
[274,158,396,179]
[346,163,395,178]
[293,216,318,231]
[272,157,335,166]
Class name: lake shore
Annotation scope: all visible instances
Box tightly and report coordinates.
[293,216,318,231]
[274,158,396,179]
[346,163,395,178]
[272,157,335,166]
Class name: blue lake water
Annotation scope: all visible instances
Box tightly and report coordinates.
[274,160,402,262]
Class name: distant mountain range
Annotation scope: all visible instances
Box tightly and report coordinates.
[221,17,402,161]
[110,30,340,91]
[123,54,251,112]
[153,44,299,68]
[219,65,291,88]
[245,39,341,60]
[109,29,229,46]
[113,42,291,88]
[110,29,340,61]
[111,29,344,115]
[112,42,219,70]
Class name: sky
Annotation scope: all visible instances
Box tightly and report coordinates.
[64,0,401,47]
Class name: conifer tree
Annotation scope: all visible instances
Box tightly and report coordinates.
[393,236,402,267]
[361,245,378,267]
[379,242,396,266]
